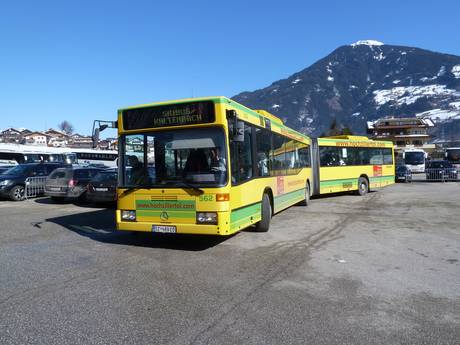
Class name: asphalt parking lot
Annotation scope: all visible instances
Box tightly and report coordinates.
[0,182,459,345]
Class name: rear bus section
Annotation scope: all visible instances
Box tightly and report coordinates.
[312,136,395,196]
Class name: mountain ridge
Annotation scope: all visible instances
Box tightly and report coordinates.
[232,41,460,140]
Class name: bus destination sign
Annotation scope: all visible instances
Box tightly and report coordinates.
[123,101,215,130]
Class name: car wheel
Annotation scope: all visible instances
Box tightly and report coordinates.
[255,193,272,232]
[9,185,25,201]
[356,177,369,196]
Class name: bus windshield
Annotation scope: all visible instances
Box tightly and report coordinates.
[121,127,227,188]
[404,151,424,165]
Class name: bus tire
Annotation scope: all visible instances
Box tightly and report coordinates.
[50,196,65,203]
[298,183,310,206]
[10,185,25,201]
[357,177,369,196]
[255,194,271,232]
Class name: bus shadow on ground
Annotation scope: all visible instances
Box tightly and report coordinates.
[34,197,117,209]
[45,209,230,251]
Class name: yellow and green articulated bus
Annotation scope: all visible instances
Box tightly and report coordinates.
[311,136,395,196]
[113,96,394,236]
[116,96,313,235]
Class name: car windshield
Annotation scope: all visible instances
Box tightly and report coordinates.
[404,152,425,165]
[121,127,227,187]
[3,164,34,176]
[428,161,451,168]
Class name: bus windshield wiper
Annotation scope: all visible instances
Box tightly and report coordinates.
[119,184,153,196]
[179,181,204,195]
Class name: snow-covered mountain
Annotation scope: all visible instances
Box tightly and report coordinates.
[233,40,460,140]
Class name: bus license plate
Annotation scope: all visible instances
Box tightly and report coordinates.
[152,225,177,233]
[95,188,108,191]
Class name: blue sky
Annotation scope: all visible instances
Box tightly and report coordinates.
[1,0,459,136]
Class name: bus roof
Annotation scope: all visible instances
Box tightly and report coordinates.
[119,96,310,143]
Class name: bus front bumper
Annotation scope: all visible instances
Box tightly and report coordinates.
[116,211,230,236]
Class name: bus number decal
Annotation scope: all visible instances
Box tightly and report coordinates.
[199,194,214,202]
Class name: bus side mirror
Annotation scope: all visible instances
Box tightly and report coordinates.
[92,128,100,148]
[233,120,244,143]
[226,110,244,143]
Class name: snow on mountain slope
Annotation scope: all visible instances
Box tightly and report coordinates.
[350,40,384,47]
[233,41,460,140]
[373,85,457,106]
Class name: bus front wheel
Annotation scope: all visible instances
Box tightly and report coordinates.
[357,177,369,196]
[255,194,272,232]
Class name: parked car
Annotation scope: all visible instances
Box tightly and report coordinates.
[45,167,105,202]
[0,165,16,175]
[425,160,458,181]
[0,163,66,201]
[87,169,118,204]
[395,165,412,183]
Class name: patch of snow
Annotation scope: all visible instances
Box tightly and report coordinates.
[270,88,278,94]
[373,84,456,106]
[392,80,401,84]
[437,66,446,77]
[291,78,302,84]
[326,65,333,74]
[401,51,407,55]
[292,100,298,104]
[449,101,460,109]
[349,85,358,90]
[271,104,280,109]
[374,51,385,61]
[350,40,384,47]
[327,76,334,82]
[420,76,437,82]
[351,112,361,117]
[452,65,460,78]
[416,108,460,122]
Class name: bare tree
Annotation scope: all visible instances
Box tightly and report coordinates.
[58,121,74,134]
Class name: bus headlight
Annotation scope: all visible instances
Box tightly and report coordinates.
[196,212,217,225]
[121,210,136,221]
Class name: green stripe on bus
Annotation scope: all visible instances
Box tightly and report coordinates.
[137,211,195,218]
[230,203,261,231]
[274,188,305,211]
[320,175,395,187]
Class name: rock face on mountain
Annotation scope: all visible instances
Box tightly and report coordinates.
[233,40,460,140]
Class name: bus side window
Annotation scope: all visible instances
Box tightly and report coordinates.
[230,123,253,184]
[271,134,286,175]
[255,128,271,177]
[298,145,310,168]
[383,149,393,164]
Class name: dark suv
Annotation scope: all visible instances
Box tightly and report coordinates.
[45,167,105,202]
[425,160,458,181]
[0,163,65,201]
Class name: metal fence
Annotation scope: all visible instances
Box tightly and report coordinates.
[424,168,459,182]
[24,176,47,199]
